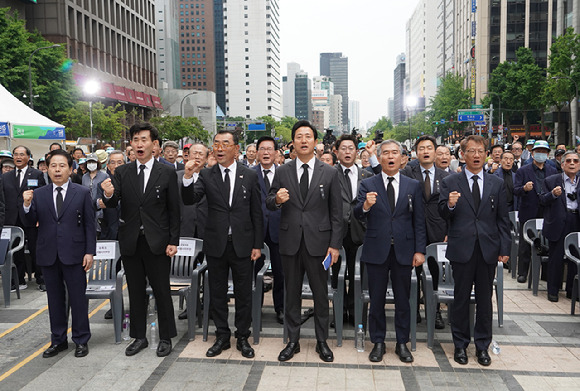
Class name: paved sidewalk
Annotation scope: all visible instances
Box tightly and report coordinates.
[1,267,579,390]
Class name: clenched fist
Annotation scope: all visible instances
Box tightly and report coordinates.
[23,190,34,207]
[184,159,202,179]
[524,181,534,192]
[101,178,115,198]
[364,191,378,211]
[448,191,461,208]
[276,188,290,204]
[552,186,562,197]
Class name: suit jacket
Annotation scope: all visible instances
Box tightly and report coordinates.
[354,174,426,265]
[540,173,580,242]
[104,160,181,257]
[494,168,519,211]
[254,165,281,243]
[439,171,511,264]
[2,167,46,225]
[401,164,449,243]
[514,162,557,223]
[20,182,96,266]
[266,158,342,257]
[336,164,373,245]
[181,162,263,258]
[177,170,207,239]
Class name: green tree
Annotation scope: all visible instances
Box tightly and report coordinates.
[58,102,127,144]
[149,115,209,143]
[0,8,77,119]
[429,73,471,137]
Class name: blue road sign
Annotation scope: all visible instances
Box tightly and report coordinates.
[440,119,445,124]
[458,114,484,121]
[248,123,266,131]
[474,121,486,126]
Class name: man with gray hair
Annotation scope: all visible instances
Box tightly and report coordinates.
[245,143,258,167]
[162,141,184,171]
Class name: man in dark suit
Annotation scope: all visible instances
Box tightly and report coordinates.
[439,135,510,366]
[435,145,452,173]
[540,151,580,302]
[266,120,342,363]
[162,141,185,171]
[401,135,449,329]
[334,134,373,325]
[182,130,263,359]
[494,150,518,212]
[254,136,284,324]
[514,140,557,283]
[2,145,46,291]
[21,150,95,358]
[101,123,180,357]
[354,139,426,363]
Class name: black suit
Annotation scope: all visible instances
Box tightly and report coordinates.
[176,170,207,239]
[266,158,342,343]
[333,164,373,316]
[104,160,180,341]
[2,167,46,284]
[182,162,263,339]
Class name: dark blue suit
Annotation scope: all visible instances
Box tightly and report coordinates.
[540,173,580,297]
[439,170,510,351]
[354,173,426,344]
[21,182,96,346]
[253,164,284,313]
[494,168,518,211]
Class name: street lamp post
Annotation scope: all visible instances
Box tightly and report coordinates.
[484,91,502,141]
[28,44,61,109]
[552,76,579,141]
[180,92,198,117]
[84,80,100,153]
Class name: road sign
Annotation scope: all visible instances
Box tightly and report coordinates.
[458,114,484,121]
[440,119,445,124]
[458,110,484,115]
[474,121,486,126]
[498,124,504,131]
[471,104,483,109]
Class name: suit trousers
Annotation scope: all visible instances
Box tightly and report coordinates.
[547,212,580,296]
[451,241,497,351]
[42,258,90,345]
[332,232,358,314]
[518,221,532,278]
[254,230,284,313]
[366,246,412,344]
[123,235,177,341]
[207,241,253,339]
[281,237,329,343]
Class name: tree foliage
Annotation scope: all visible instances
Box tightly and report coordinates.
[149,115,209,143]
[58,102,127,143]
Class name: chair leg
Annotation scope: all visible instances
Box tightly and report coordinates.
[333,291,344,347]
[252,285,262,345]
[572,278,578,315]
[410,281,417,352]
[202,274,210,342]
[2,268,10,308]
[112,297,123,344]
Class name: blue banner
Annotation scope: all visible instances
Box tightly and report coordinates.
[0,122,9,137]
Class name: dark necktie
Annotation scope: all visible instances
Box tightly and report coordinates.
[387,176,395,211]
[300,163,309,201]
[344,168,353,201]
[16,169,22,187]
[138,164,146,194]
[512,160,519,172]
[263,169,271,190]
[224,168,231,205]
[424,169,431,199]
[56,186,63,216]
[472,175,481,211]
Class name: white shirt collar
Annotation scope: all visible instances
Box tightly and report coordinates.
[53,180,70,191]
[260,164,275,173]
[297,156,316,170]
[464,167,484,181]
[219,161,237,175]
[137,158,155,171]
[381,171,400,183]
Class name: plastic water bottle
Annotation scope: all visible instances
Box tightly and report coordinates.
[122,314,130,341]
[491,340,500,355]
[356,324,365,352]
[150,322,157,349]
[148,294,156,318]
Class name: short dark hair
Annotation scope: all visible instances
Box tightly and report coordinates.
[72,147,84,155]
[490,144,504,153]
[291,120,317,140]
[335,134,358,150]
[13,145,31,156]
[460,135,488,152]
[321,150,337,165]
[501,151,514,159]
[46,149,73,168]
[213,130,239,145]
[257,136,278,151]
[414,135,437,150]
[49,142,62,150]
[129,122,159,142]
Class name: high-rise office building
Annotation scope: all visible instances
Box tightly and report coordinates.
[393,53,406,124]
[156,0,180,90]
[320,52,348,131]
[349,100,360,130]
[213,0,225,113]
[282,62,300,118]
[223,0,281,119]
[294,71,311,121]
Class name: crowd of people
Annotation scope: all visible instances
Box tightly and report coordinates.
[0,120,578,367]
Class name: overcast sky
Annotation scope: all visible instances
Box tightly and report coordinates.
[279,0,419,129]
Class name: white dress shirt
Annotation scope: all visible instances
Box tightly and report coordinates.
[15,166,28,187]
[381,171,400,205]
[219,162,237,206]
[136,158,155,193]
[421,164,435,194]
[52,181,69,214]
[296,156,316,187]
[464,167,484,199]
[341,164,358,200]
[260,164,275,188]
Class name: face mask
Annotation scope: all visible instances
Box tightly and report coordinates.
[87,163,98,172]
[533,153,548,163]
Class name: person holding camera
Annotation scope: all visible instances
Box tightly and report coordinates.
[540,151,580,302]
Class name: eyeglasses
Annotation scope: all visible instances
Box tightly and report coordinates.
[212,143,235,150]
[565,159,580,163]
[258,147,275,152]
[339,146,356,152]
[465,149,485,156]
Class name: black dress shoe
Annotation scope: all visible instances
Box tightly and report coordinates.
[43,341,69,358]
[315,341,334,362]
[517,275,527,283]
[206,338,231,357]
[278,342,300,361]
[104,309,113,320]
[476,349,491,366]
[395,343,414,363]
[548,294,559,302]
[178,309,188,320]
[75,344,89,358]
[236,337,255,358]
[157,339,172,357]
[435,311,445,330]
[368,342,386,362]
[454,348,468,365]
[38,284,47,292]
[125,338,148,356]
[275,311,284,325]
